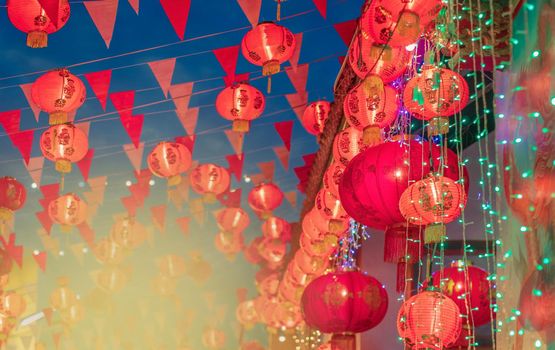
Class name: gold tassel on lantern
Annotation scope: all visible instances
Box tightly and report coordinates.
[168,175,182,187]
[232,120,250,133]
[428,116,450,135]
[263,60,280,94]
[424,223,446,244]
[56,159,72,191]
[0,208,12,237]
[49,111,69,126]
[27,31,48,48]
[362,125,383,146]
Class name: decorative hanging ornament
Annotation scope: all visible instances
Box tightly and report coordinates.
[332,127,369,167]
[343,75,399,146]
[241,22,296,92]
[360,0,443,47]
[7,0,71,48]
[31,69,86,125]
[397,290,462,349]
[248,183,284,219]
[236,299,259,328]
[322,162,345,197]
[48,193,88,232]
[216,82,266,133]
[147,142,192,187]
[94,238,125,265]
[301,270,388,334]
[294,247,329,275]
[109,216,148,250]
[258,237,287,265]
[314,189,350,233]
[0,177,26,234]
[399,175,466,243]
[403,66,469,135]
[189,163,231,203]
[301,101,331,136]
[349,34,414,82]
[216,207,250,235]
[214,231,244,261]
[40,123,89,188]
[261,216,291,241]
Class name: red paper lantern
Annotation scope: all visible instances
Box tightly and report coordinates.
[322,162,345,198]
[429,261,492,327]
[261,216,291,241]
[360,0,443,47]
[216,207,250,235]
[344,77,399,146]
[278,276,304,305]
[304,209,347,242]
[109,216,148,250]
[190,164,231,202]
[0,292,26,318]
[32,69,86,125]
[241,22,296,77]
[301,271,388,333]
[7,0,71,48]
[397,290,462,349]
[214,231,244,260]
[40,123,89,175]
[258,238,287,265]
[216,82,265,133]
[256,269,280,297]
[94,238,125,265]
[339,138,468,230]
[248,183,283,219]
[519,269,555,335]
[48,193,87,231]
[332,127,369,167]
[273,301,303,329]
[254,296,281,328]
[302,101,331,136]
[314,189,350,233]
[0,177,26,226]
[403,67,469,135]
[294,248,329,276]
[147,142,192,186]
[243,236,264,265]
[349,34,413,82]
[287,260,316,287]
[236,299,259,328]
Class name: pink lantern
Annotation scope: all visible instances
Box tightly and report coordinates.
[301,101,331,135]
[332,127,369,167]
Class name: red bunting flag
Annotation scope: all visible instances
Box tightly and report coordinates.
[23,156,44,186]
[217,188,242,208]
[289,33,303,72]
[257,161,275,182]
[39,183,60,208]
[38,0,61,27]
[122,115,144,148]
[224,129,244,156]
[0,233,23,267]
[77,149,95,182]
[10,129,34,165]
[274,121,294,151]
[333,19,358,46]
[110,90,135,121]
[236,0,261,27]
[160,0,191,40]
[312,0,327,18]
[84,70,112,111]
[148,58,176,98]
[285,91,309,120]
[225,153,244,182]
[33,251,47,272]
[176,107,199,135]
[213,45,240,85]
[84,0,119,48]
[128,0,139,14]
[77,223,96,247]
[36,211,53,234]
[284,191,297,208]
[175,135,196,155]
[273,146,290,170]
[151,205,166,233]
[286,64,309,92]
[225,72,250,87]
[121,196,138,217]
[169,82,194,113]
[176,217,190,237]
[0,110,22,134]
[87,176,108,205]
[123,142,144,174]
[19,83,41,122]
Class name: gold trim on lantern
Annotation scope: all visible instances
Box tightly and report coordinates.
[363,125,383,146]
[55,159,72,174]
[232,119,250,133]
[0,208,13,222]
[328,219,344,233]
[27,31,48,49]
[369,44,393,61]
[168,175,182,187]
[60,225,73,234]
[203,193,217,204]
[262,60,280,76]
[424,223,446,244]
[428,116,450,136]
[49,111,69,126]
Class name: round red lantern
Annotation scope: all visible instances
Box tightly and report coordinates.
[279,276,304,305]
[258,238,287,265]
[32,69,86,125]
[294,248,329,276]
[202,328,226,350]
[216,207,250,235]
[241,22,296,77]
[397,290,462,349]
[7,0,71,48]
[403,67,469,135]
[214,231,244,260]
[94,238,125,265]
[243,236,264,265]
[304,209,347,242]
[189,163,230,202]
[236,299,259,328]
[519,269,555,335]
[216,82,265,132]
[322,162,345,198]
[147,142,192,186]
[109,216,148,250]
[273,301,303,329]
[344,77,399,146]
[314,189,350,233]
[40,123,89,176]
[339,138,468,230]
[299,230,337,259]
[301,271,388,333]
[399,175,466,242]
[360,0,443,47]
[48,193,87,231]
[254,296,280,328]
[429,261,491,327]
[348,34,413,82]
[261,216,291,241]
[332,127,369,167]
[248,183,283,219]
[288,260,315,287]
[0,177,26,228]
[256,269,280,297]
[302,101,331,136]
[96,267,128,293]
[0,292,26,318]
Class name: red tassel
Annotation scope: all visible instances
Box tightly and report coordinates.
[331,334,356,350]
[396,262,407,293]
[384,224,423,263]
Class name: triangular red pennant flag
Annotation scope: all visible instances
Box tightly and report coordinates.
[217,188,242,208]
[84,0,119,48]
[148,58,176,98]
[286,64,309,93]
[35,210,53,233]
[128,0,139,14]
[121,115,144,148]
[110,90,135,121]
[213,45,240,85]
[176,107,199,135]
[249,173,266,186]
[121,196,138,217]
[86,176,108,206]
[312,0,327,18]
[0,110,22,134]
[0,234,23,267]
[175,135,196,155]
[284,191,297,208]
[33,251,47,272]
[19,84,41,122]
[38,0,61,28]
[84,70,112,111]
[289,33,303,72]
[76,121,91,138]
[224,130,244,155]
[123,142,144,173]
[77,149,95,182]
[77,223,96,247]
[225,153,244,182]
[274,121,294,151]
[257,161,275,182]
[43,308,53,325]
[224,72,250,87]
[273,146,290,170]
[236,288,248,303]
[160,0,191,40]
[236,0,261,27]
[24,156,44,186]
[176,217,190,237]
[129,183,149,207]
[302,153,317,165]
[169,82,194,113]
[40,183,60,204]
[333,19,358,46]
[285,91,309,120]
[151,205,166,232]
[10,129,34,165]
